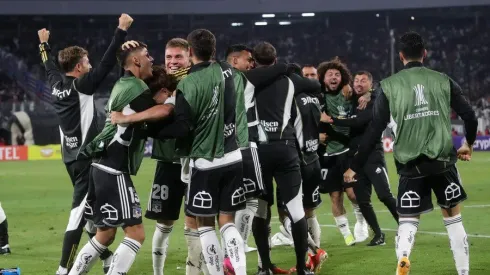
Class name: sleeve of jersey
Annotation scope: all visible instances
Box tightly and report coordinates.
[449,78,478,145]
[39,42,63,88]
[350,89,390,173]
[244,63,287,89]
[156,91,193,139]
[332,103,373,128]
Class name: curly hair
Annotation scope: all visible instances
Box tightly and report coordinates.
[317,57,352,91]
[144,65,178,95]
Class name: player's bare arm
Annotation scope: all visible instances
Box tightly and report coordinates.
[110,103,174,125]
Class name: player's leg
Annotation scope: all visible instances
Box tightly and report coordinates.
[185,214,208,275]
[274,142,309,274]
[0,202,10,255]
[145,162,186,275]
[186,164,228,275]
[433,166,469,275]
[370,158,398,223]
[218,162,247,275]
[106,173,145,274]
[353,172,384,245]
[57,160,92,275]
[395,175,432,275]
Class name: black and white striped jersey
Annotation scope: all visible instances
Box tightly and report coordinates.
[40,28,127,163]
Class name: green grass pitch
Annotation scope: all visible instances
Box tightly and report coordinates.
[0,153,489,274]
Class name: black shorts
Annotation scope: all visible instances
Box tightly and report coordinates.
[145,161,186,221]
[301,160,322,209]
[241,144,264,199]
[88,166,143,228]
[319,152,354,194]
[258,140,302,207]
[353,152,394,204]
[185,161,245,217]
[397,165,467,217]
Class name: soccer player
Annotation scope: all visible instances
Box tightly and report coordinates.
[253,42,319,275]
[322,71,398,246]
[0,202,10,255]
[68,41,157,275]
[154,29,248,275]
[301,65,318,80]
[37,13,134,275]
[344,31,477,275]
[316,58,367,245]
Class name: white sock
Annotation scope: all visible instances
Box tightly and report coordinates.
[444,214,469,275]
[68,237,105,275]
[352,204,366,224]
[152,223,173,275]
[334,215,352,238]
[307,215,321,249]
[257,224,271,269]
[57,266,68,275]
[0,203,6,224]
[220,223,247,275]
[221,235,228,257]
[282,217,293,241]
[396,218,419,261]
[199,226,224,275]
[107,237,141,275]
[185,227,206,275]
[235,199,258,246]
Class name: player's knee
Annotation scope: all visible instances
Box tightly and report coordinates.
[158,219,175,226]
[345,188,357,202]
[197,216,215,227]
[305,208,315,218]
[124,224,145,244]
[96,228,117,246]
[185,215,198,230]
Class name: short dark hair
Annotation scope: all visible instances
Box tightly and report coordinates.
[253,42,277,66]
[225,44,253,59]
[302,64,316,69]
[166,38,189,51]
[58,46,88,73]
[399,31,426,60]
[317,57,352,90]
[288,63,302,75]
[116,41,148,68]
[354,71,373,82]
[145,65,178,95]
[187,29,216,61]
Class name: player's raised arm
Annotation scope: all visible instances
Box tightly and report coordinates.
[73,13,133,95]
[38,28,63,88]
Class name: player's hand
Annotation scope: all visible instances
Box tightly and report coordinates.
[122,40,139,50]
[118,13,134,31]
[358,92,371,110]
[38,28,50,43]
[342,85,353,100]
[319,133,327,145]
[457,141,473,161]
[321,112,333,123]
[110,111,127,125]
[343,168,357,183]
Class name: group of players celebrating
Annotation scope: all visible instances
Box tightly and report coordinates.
[32,12,477,275]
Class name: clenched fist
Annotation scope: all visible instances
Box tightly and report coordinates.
[38,28,50,43]
[118,13,134,31]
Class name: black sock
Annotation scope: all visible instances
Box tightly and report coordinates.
[59,226,84,269]
[0,219,8,246]
[290,216,308,272]
[87,231,112,260]
[358,202,382,236]
[382,197,399,224]
[252,210,272,270]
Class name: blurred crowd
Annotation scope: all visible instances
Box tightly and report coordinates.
[0,6,489,136]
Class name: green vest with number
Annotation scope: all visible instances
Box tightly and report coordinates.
[381,66,453,164]
[324,91,351,154]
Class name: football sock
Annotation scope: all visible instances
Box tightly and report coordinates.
[290,217,308,271]
[107,237,141,274]
[86,231,112,260]
[67,237,105,275]
[307,215,321,251]
[352,203,366,225]
[334,215,352,238]
[199,226,224,275]
[235,199,258,246]
[444,214,469,275]
[221,223,247,275]
[396,218,419,261]
[152,223,173,275]
[185,227,205,275]
[0,219,8,247]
